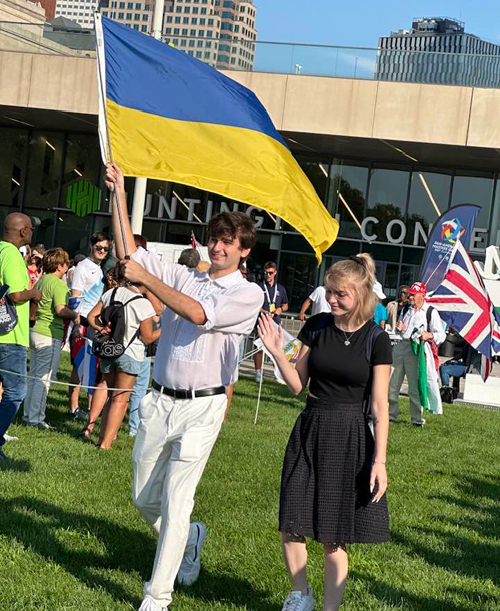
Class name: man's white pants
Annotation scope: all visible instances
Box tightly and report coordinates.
[389,339,424,425]
[23,331,62,425]
[132,389,227,607]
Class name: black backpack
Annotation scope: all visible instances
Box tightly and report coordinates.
[92,289,146,360]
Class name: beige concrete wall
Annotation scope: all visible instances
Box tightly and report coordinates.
[0,51,97,113]
[0,0,45,23]
[2,50,500,151]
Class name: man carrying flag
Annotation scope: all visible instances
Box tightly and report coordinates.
[106,163,263,611]
[389,282,446,426]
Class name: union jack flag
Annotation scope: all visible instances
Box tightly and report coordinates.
[427,240,500,381]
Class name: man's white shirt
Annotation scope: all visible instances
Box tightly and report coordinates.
[133,247,263,389]
[309,286,331,315]
[71,257,104,317]
[398,303,446,345]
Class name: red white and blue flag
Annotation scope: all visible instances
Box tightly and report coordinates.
[427,240,500,381]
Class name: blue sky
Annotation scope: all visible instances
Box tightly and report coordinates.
[256,1,500,47]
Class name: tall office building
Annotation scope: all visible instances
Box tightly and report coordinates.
[214,0,256,70]
[376,17,500,87]
[99,0,256,68]
[99,0,153,33]
[54,0,99,27]
[163,0,221,66]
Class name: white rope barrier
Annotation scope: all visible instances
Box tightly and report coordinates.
[0,367,150,393]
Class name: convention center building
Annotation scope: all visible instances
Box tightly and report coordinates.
[3,16,500,311]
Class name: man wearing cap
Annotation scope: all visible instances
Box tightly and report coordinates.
[389,281,446,427]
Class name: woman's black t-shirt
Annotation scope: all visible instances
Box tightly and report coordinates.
[298,313,393,404]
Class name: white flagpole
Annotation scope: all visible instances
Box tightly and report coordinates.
[254,354,265,425]
[94,12,130,258]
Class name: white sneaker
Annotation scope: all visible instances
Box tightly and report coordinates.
[138,595,169,611]
[282,588,315,611]
[4,434,19,442]
[177,522,207,586]
[255,370,263,383]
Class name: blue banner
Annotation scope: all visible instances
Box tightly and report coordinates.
[420,204,480,293]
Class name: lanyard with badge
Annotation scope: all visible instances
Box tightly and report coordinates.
[264,283,279,313]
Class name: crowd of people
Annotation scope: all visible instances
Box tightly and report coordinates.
[0,162,481,611]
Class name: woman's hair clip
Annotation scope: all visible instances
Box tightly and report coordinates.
[349,255,365,267]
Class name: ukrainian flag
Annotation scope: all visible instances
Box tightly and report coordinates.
[95,15,338,261]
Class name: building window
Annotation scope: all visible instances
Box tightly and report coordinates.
[141,24,147,31]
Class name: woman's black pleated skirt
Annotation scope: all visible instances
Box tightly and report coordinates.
[279,397,390,544]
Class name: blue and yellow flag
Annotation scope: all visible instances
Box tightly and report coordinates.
[95,15,338,261]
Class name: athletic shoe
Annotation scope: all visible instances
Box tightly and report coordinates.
[412,418,426,428]
[255,370,263,383]
[71,408,89,421]
[37,422,56,431]
[177,522,207,586]
[138,595,169,611]
[281,588,315,611]
[4,434,19,442]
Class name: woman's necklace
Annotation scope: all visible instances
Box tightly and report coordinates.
[341,329,356,346]
[337,322,361,346]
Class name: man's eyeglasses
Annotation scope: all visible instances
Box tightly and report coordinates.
[95,246,110,253]
[264,270,276,276]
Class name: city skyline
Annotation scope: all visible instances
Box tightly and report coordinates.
[257,1,500,48]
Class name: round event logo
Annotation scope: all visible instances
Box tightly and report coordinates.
[441,218,465,244]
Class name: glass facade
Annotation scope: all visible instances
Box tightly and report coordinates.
[1,125,500,312]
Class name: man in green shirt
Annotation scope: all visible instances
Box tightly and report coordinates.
[0,213,41,460]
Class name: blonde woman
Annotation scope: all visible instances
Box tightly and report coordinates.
[258,254,392,611]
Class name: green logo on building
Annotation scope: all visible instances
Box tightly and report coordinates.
[66,180,100,217]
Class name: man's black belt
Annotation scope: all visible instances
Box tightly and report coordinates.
[152,380,226,400]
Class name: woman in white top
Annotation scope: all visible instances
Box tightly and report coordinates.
[87,265,161,449]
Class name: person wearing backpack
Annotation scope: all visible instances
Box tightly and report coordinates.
[388,281,446,427]
[86,265,161,449]
[258,254,392,611]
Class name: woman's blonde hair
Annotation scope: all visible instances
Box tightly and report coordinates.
[324,253,378,327]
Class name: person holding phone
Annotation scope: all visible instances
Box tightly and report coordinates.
[258,254,391,611]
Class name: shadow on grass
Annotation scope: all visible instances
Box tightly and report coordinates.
[0,457,31,472]
[180,568,281,611]
[351,570,486,610]
[0,496,154,606]
[391,472,500,588]
[0,496,277,609]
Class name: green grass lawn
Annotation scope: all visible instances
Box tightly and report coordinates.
[1,353,500,610]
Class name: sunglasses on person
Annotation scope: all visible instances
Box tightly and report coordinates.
[94,245,110,253]
[264,270,276,276]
